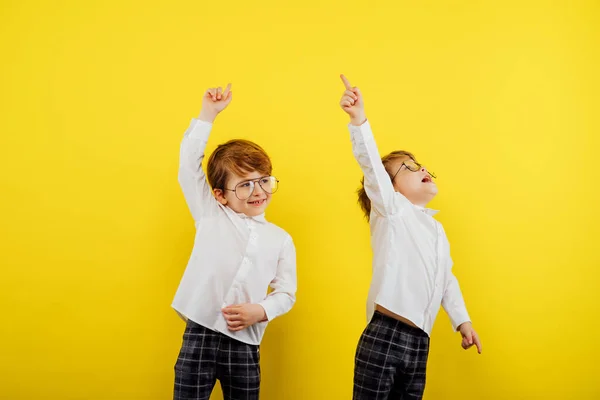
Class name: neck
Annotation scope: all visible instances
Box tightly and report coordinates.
[410,199,429,208]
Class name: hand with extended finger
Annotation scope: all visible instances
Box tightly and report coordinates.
[339,74,366,126]
[199,83,233,123]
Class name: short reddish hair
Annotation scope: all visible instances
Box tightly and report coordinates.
[207,139,272,191]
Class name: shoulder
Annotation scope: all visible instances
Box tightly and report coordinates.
[266,222,292,238]
[264,222,294,245]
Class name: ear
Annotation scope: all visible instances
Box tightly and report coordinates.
[213,189,228,205]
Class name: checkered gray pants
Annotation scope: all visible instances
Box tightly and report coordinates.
[174,320,260,400]
[353,311,430,400]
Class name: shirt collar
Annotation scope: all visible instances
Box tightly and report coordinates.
[414,205,440,216]
[234,210,267,224]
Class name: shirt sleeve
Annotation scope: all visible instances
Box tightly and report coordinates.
[178,118,220,221]
[442,270,471,331]
[348,120,408,218]
[259,235,297,321]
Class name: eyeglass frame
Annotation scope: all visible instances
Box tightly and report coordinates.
[223,175,280,200]
[390,160,437,182]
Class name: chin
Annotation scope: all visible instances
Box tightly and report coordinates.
[246,208,266,217]
[426,184,438,195]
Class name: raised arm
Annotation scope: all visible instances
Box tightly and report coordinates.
[339,75,398,217]
[178,84,233,221]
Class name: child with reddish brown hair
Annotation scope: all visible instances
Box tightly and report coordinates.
[172,83,297,400]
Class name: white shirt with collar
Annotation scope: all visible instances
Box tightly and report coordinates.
[172,118,297,345]
[349,120,470,336]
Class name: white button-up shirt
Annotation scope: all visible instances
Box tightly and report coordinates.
[172,119,297,345]
[349,121,470,336]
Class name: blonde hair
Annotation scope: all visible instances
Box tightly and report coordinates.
[207,139,272,191]
[357,150,416,221]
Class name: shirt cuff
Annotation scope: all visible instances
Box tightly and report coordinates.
[450,309,472,332]
[348,119,373,143]
[258,299,278,322]
[187,118,213,140]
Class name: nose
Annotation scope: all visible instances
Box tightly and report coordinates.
[421,167,436,179]
[251,181,266,196]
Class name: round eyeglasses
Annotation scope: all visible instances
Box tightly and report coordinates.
[224,176,279,200]
[391,160,436,182]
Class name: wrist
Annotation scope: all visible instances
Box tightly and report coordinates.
[350,114,367,126]
[256,304,268,322]
[198,110,218,123]
[458,321,472,331]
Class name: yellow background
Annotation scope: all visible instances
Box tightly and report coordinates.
[1,0,599,399]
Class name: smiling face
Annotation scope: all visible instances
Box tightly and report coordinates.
[214,171,274,217]
[206,139,274,217]
[389,157,438,206]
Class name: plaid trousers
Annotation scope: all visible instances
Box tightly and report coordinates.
[174,319,260,400]
[353,311,430,400]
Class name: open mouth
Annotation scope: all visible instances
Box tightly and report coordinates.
[248,199,266,206]
[422,176,432,183]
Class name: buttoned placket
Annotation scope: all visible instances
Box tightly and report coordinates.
[222,217,260,309]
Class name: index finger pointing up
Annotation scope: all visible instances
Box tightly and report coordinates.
[340,74,353,90]
[222,83,232,98]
